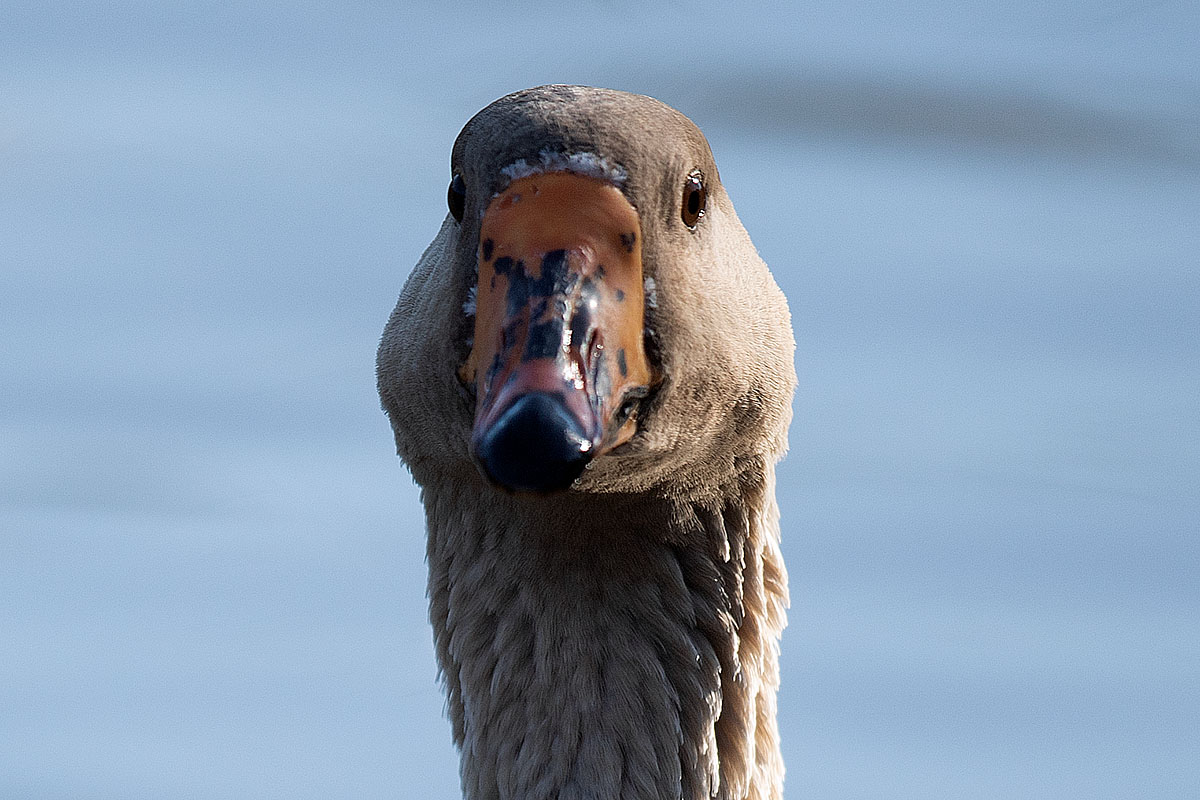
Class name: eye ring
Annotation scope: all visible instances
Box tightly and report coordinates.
[447,174,466,222]
[680,169,706,229]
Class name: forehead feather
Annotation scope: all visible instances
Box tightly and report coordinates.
[451,86,716,200]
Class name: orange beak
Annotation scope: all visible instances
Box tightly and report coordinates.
[459,171,652,492]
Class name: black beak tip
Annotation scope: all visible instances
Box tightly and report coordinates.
[473,392,595,494]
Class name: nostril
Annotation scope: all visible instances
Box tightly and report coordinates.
[472,392,596,493]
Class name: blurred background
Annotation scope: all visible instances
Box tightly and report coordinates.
[2,1,1197,797]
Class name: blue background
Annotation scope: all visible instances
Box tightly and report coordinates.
[3,2,1197,797]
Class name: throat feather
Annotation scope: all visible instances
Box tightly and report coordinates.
[423,469,786,800]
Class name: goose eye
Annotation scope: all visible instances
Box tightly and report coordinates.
[680,170,706,229]
[447,174,466,222]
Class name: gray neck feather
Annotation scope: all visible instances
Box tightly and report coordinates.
[423,465,787,800]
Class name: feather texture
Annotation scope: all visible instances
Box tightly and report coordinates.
[421,465,786,800]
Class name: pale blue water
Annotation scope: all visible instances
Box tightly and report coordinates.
[3,2,1197,798]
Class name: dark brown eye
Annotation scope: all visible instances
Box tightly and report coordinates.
[447,173,466,222]
[681,169,706,229]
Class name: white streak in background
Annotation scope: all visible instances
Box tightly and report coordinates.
[500,150,628,188]
[463,285,477,317]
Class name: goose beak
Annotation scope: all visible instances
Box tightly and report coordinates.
[460,171,652,493]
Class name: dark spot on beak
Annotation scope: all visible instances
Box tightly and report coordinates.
[615,289,625,302]
[619,232,637,253]
[482,238,494,261]
[541,249,568,276]
[569,297,592,351]
[524,320,563,360]
[494,256,514,275]
[617,348,627,377]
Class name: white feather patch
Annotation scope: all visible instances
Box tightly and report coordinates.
[644,276,658,310]
[500,149,628,187]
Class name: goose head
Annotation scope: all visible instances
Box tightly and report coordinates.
[378,85,795,502]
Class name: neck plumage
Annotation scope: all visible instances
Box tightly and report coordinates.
[422,463,788,800]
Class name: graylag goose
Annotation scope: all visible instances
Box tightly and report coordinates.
[377,85,796,800]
